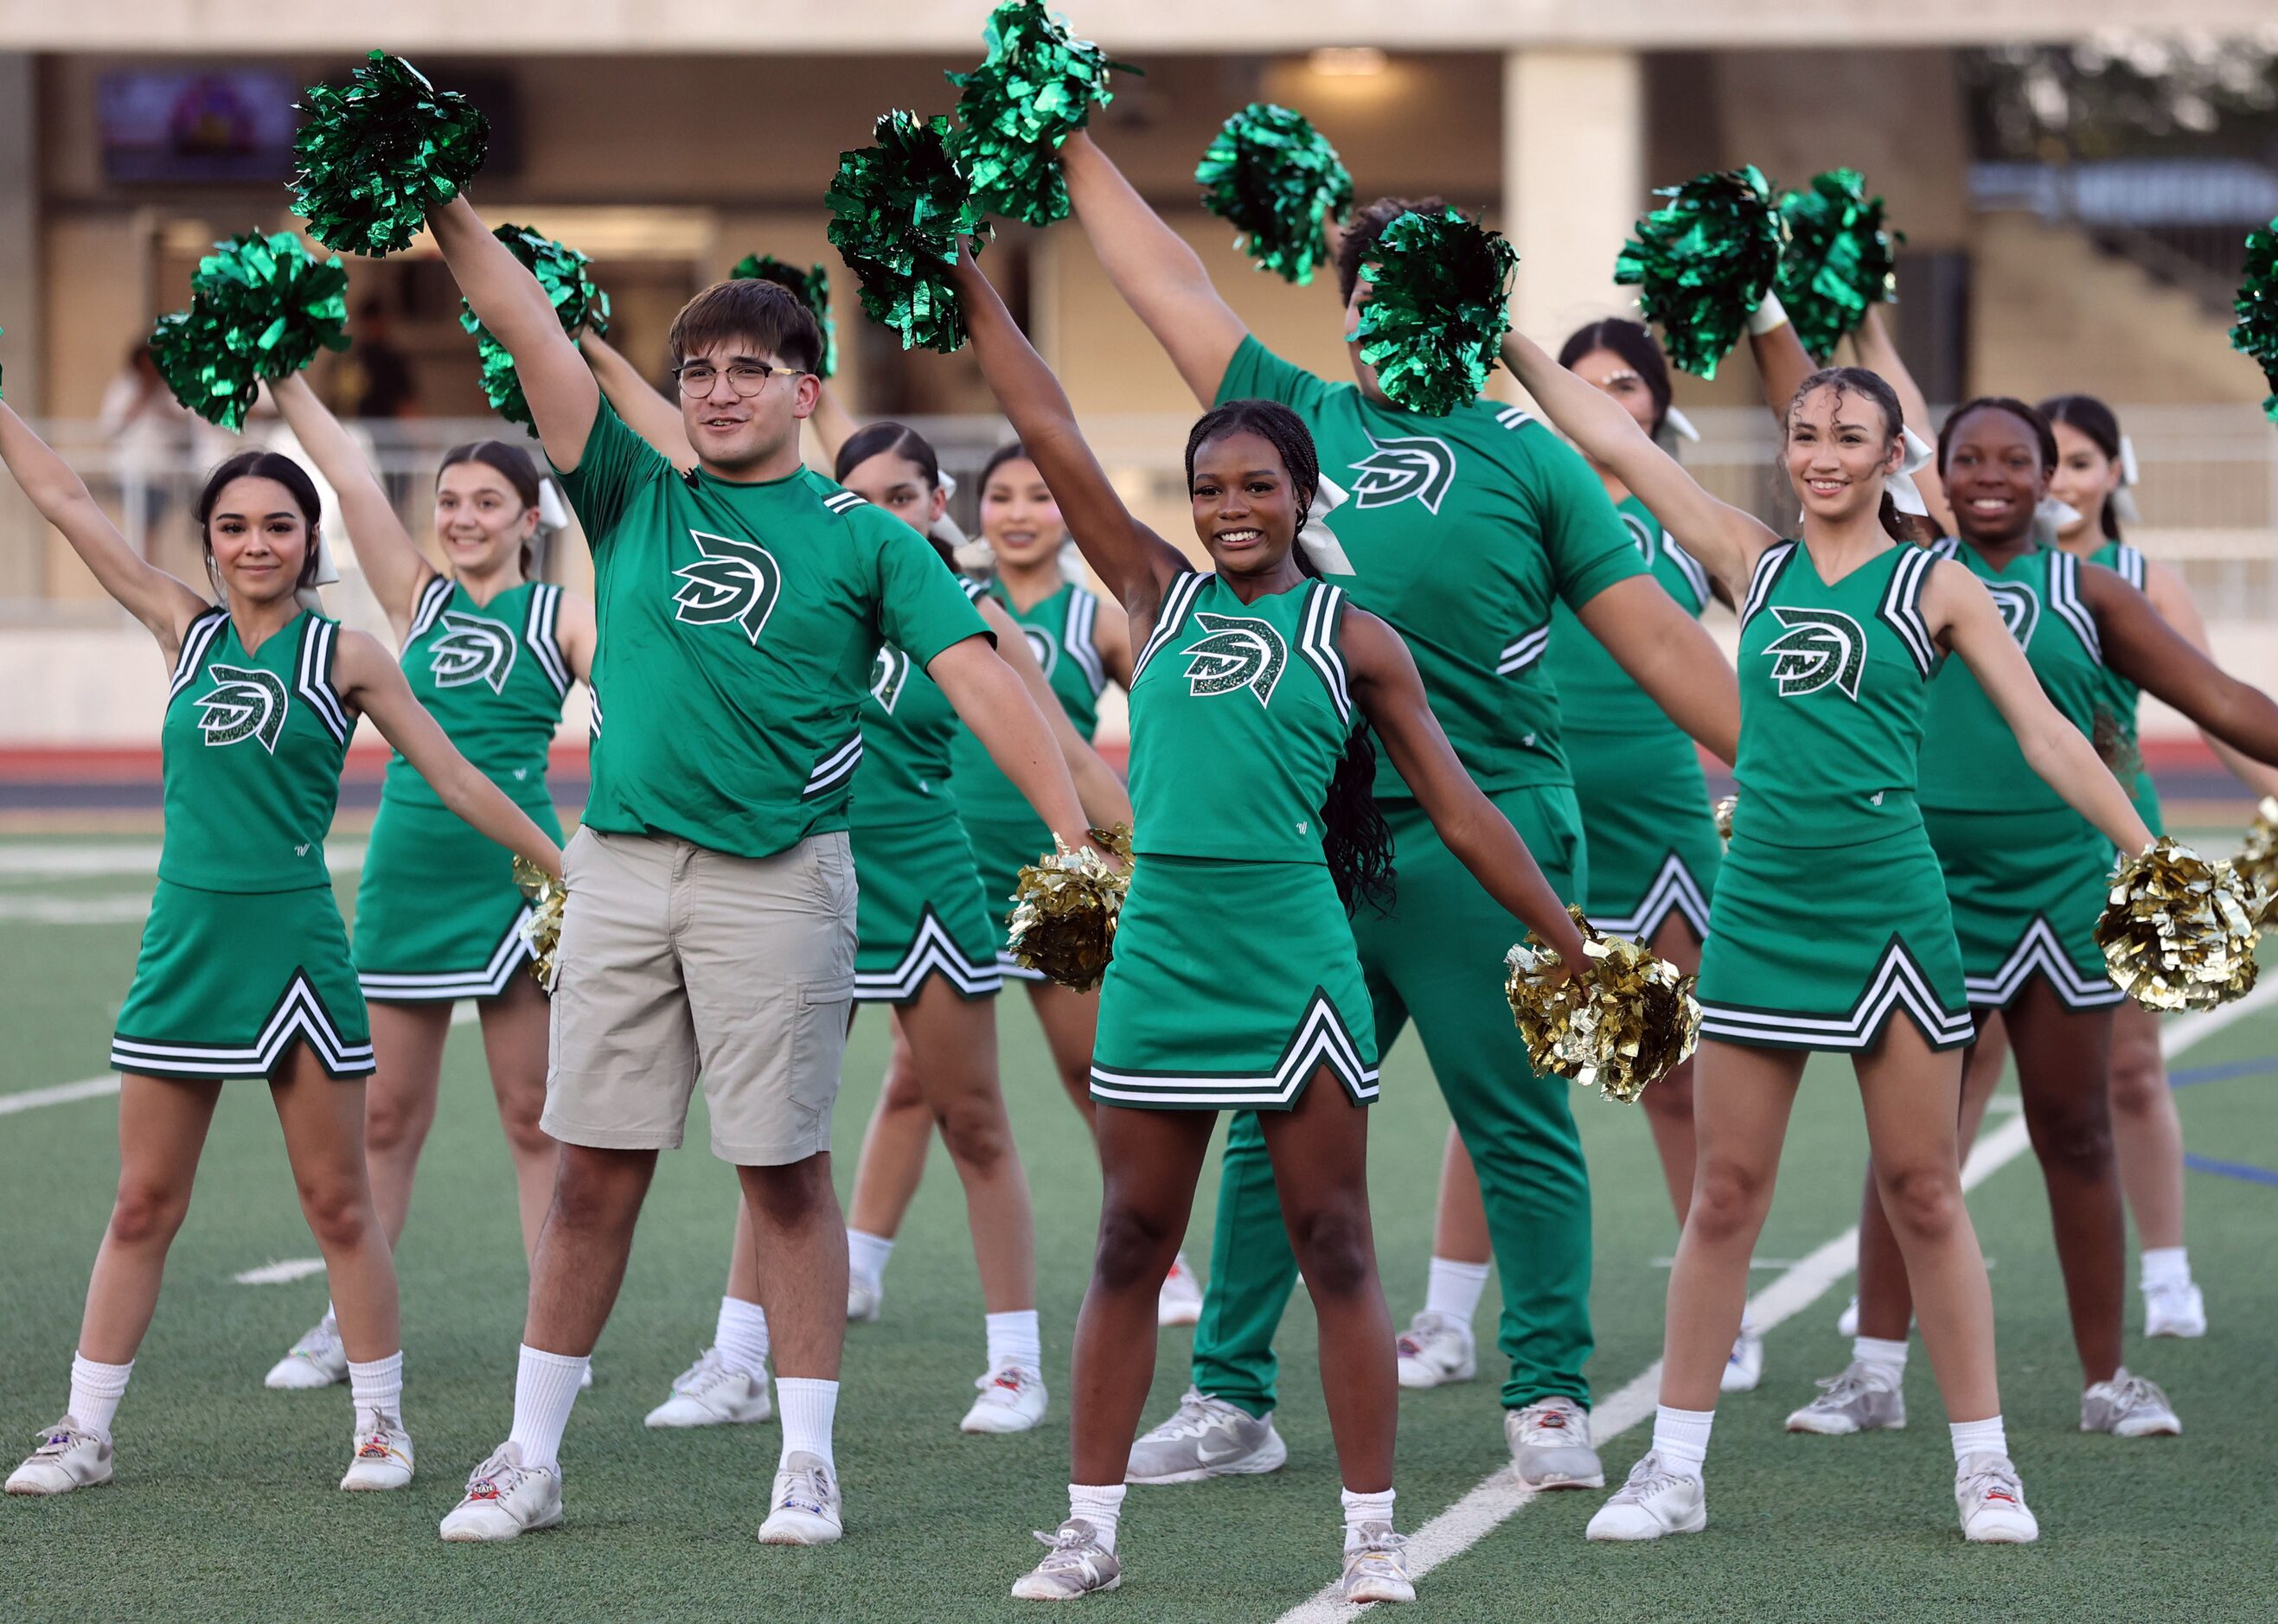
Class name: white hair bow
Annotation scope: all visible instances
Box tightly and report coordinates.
[1297,474,1356,576]
[1888,426,1936,518]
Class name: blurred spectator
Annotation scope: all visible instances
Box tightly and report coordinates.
[96,341,227,559]
[331,297,420,419]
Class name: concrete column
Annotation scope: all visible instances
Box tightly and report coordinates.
[0,54,35,413]
[1502,48,1645,355]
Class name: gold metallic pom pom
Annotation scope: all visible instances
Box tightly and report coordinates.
[1006,836,1129,992]
[2233,796,2278,929]
[2096,837,2260,1012]
[513,854,567,992]
[1505,905,1702,1103]
[1712,794,1737,845]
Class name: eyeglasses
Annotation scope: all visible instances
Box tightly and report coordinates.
[673,359,802,398]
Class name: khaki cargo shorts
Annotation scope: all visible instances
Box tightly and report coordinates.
[541,826,857,1166]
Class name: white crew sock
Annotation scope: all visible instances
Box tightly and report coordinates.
[1340,1486,1397,1550]
[714,1296,771,1380]
[2139,1246,2192,1292]
[506,1344,589,1474]
[1652,1403,1715,1476]
[776,1377,839,1473]
[847,1230,895,1293]
[1069,1482,1126,1552]
[1949,1415,2008,1466]
[347,1351,404,1419]
[1852,1334,1909,1383]
[1424,1256,1492,1326]
[67,1354,133,1443]
[985,1308,1042,1373]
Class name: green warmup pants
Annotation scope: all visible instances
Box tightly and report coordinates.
[1191,784,1595,1415]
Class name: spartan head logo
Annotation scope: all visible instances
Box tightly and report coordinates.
[869,646,911,713]
[1984,581,2040,650]
[1183,612,1287,706]
[195,664,289,751]
[428,612,518,694]
[1347,433,1456,514]
[1021,625,1058,677]
[1762,607,1866,700]
[672,530,783,646]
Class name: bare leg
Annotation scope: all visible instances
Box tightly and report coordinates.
[1027,980,1101,1135]
[75,1076,224,1364]
[1637,915,1705,1224]
[361,1001,453,1250]
[522,1145,657,1355]
[739,1154,848,1380]
[1427,1128,1491,1265]
[845,1013,940,1242]
[477,977,561,1265]
[270,1047,399,1362]
[893,983,1034,1312]
[2106,1000,2184,1251]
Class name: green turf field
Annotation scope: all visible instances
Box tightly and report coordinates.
[2,832,2274,1621]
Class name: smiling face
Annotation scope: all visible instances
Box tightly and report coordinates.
[204,476,313,606]
[432,459,537,579]
[1571,347,1661,437]
[842,449,945,540]
[1784,384,1902,528]
[1189,427,1302,579]
[676,338,819,477]
[978,457,1066,570]
[1943,406,2049,547]
[2048,419,2120,543]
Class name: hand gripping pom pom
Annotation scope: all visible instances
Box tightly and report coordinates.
[1195,105,1353,286]
[1505,906,1701,1103]
[1005,826,1131,992]
[513,855,567,993]
[1775,169,1902,361]
[826,111,995,355]
[2097,837,2261,1012]
[150,232,352,432]
[458,226,610,432]
[1712,795,1737,846]
[2230,797,2278,930]
[1615,167,1788,379]
[1353,208,1518,416]
[2231,221,2278,425]
[732,254,837,379]
[947,0,1133,228]
[291,51,490,259]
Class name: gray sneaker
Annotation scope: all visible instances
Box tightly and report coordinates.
[1505,1396,1603,1490]
[1011,1519,1122,1599]
[5,1418,113,1496]
[1339,1523,1415,1603]
[1785,1360,1906,1435]
[1124,1389,1288,1485]
[2081,1369,2180,1437]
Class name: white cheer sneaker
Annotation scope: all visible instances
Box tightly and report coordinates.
[643,1348,773,1429]
[266,1314,349,1391]
[1585,1451,1706,1541]
[6,1418,112,1496]
[2143,1281,2207,1339]
[1157,1254,1204,1329]
[1339,1524,1416,1603]
[758,1451,842,1544]
[1395,1310,1476,1389]
[1507,1396,1603,1490]
[962,1364,1049,1434]
[2082,1369,2181,1437]
[1955,1452,2038,1544]
[339,1410,413,1491]
[438,1443,563,1542]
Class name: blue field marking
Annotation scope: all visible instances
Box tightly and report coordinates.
[2183,1153,2278,1188]
[2166,1054,2277,1089]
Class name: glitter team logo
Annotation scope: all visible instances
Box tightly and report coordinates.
[869,647,911,713]
[1984,581,2040,650]
[1347,433,1456,514]
[1762,607,1866,700]
[195,664,289,751]
[673,531,784,646]
[1183,612,1288,706]
[428,612,519,693]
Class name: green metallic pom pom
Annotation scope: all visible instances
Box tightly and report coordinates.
[1615,167,1788,380]
[458,227,611,432]
[1776,169,1903,362]
[1353,208,1517,417]
[947,0,1133,228]
[1195,104,1353,286]
[2231,220,2278,425]
[731,254,837,378]
[291,51,490,259]
[150,232,352,432]
[826,111,994,355]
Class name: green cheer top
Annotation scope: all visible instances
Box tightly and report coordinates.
[1540,496,1714,736]
[1126,572,1354,865]
[159,607,354,892]
[382,575,571,812]
[2089,540,2162,824]
[852,577,989,829]
[554,400,990,860]
[950,579,1108,822]
[1731,540,1943,849]
[1919,542,2105,815]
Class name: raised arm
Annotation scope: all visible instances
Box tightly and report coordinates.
[2140,560,2278,798]
[1847,308,1950,534]
[2085,564,2278,773]
[579,329,693,471]
[1927,560,2149,853]
[1060,131,1250,406]
[1744,302,1815,423]
[429,195,601,469]
[0,401,207,658]
[268,373,432,636]
[978,594,1133,830]
[949,242,1187,615]
[1504,330,1775,596]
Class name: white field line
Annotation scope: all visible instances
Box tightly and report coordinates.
[234,1257,328,1285]
[1273,981,2278,1624]
[0,840,365,879]
[0,895,155,924]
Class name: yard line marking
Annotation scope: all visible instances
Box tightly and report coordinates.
[1272,981,2278,1623]
[0,895,154,924]
[2183,1152,2278,1188]
[234,1257,328,1286]
[0,840,365,879]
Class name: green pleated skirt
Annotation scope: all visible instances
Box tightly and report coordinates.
[1926,803,2123,1011]
[1566,726,1722,943]
[355,792,564,1002]
[851,814,1001,1004]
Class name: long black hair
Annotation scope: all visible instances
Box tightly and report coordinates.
[2038,393,2126,540]
[1786,367,1910,542]
[438,439,546,576]
[1558,317,1673,439]
[196,450,324,591]
[835,420,955,566]
[1184,398,1395,917]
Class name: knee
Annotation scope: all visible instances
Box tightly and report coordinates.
[499,1103,556,1162]
[934,1096,1012,1174]
[1687,1156,1772,1245]
[1092,1199,1179,1292]
[877,1064,929,1115]
[551,1151,647,1233]
[107,1174,191,1250]
[296,1173,374,1252]
[1878,1161,1964,1245]
[1283,1199,1373,1299]
[1641,1061,1695,1124]
[2106,1051,2166,1121]
[362,1089,429,1158]
[2028,1096,2115,1181]
[742,1160,830,1233]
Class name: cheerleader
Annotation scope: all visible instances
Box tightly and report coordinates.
[1,408,560,1499]
[258,373,592,1392]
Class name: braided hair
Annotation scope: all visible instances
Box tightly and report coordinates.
[1184,399,1395,917]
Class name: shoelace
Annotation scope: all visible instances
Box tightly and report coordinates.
[31,1424,86,1457]
[292,1322,342,1359]
[1142,1393,1225,1442]
[1616,1454,1694,1504]
[1958,1459,2024,1510]
[1029,1523,1107,1580]
[777,1465,833,1517]
[671,1351,727,1395]
[1808,1365,1882,1406]
[465,1454,532,1502]
[1345,1529,1410,1568]
[974,1366,1035,1397]
[2099,1372,2166,1415]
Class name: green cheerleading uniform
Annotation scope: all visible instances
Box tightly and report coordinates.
[112,608,374,1082]
[1696,542,1974,1051]
[851,579,1002,1002]
[354,575,573,1001]
[2091,540,2164,834]
[1540,496,1722,940]
[1088,572,1376,1110]
[950,579,1109,979]
[1921,542,2123,1010]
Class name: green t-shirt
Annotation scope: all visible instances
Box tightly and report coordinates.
[1216,337,1644,798]
[555,400,989,859]
[1540,495,1713,738]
